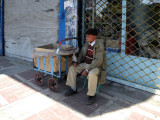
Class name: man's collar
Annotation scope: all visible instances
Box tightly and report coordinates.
[89,40,96,46]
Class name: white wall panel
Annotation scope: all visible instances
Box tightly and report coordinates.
[4,0,59,61]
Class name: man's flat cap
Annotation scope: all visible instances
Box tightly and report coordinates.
[85,29,98,36]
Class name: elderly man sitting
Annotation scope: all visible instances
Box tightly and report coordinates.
[64,29,107,105]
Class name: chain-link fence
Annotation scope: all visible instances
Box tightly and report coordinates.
[82,0,160,89]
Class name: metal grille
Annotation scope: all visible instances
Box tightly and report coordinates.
[82,0,160,90]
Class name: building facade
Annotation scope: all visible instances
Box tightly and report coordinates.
[1,0,59,61]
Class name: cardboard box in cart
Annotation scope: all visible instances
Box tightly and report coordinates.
[33,44,73,73]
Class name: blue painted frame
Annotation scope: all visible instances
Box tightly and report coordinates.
[34,56,62,78]
[121,0,127,57]
[81,0,85,46]
[58,0,65,43]
[0,0,4,55]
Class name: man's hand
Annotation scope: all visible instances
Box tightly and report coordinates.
[81,70,88,76]
[72,62,78,67]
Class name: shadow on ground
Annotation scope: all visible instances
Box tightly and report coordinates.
[0,56,155,117]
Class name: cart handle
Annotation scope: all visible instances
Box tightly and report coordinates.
[58,37,78,46]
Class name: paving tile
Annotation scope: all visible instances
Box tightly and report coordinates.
[0,75,20,89]
[138,105,160,117]
[63,97,77,105]
[0,84,36,103]
[38,108,54,119]
[79,88,88,95]
[24,114,42,120]
[80,106,95,116]
[15,85,36,99]
[49,104,66,113]
[45,116,62,120]
[127,112,146,120]
[2,92,18,103]
[0,66,29,76]
[127,116,154,120]
[0,94,9,107]
[63,90,109,116]
[10,75,24,82]
[144,117,155,120]
[0,57,14,68]
[24,81,44,92]
[70,101,86,110]
[114,99,130,108]
[69,93,86,103]
[56,108,73,119]
[0,57,9,63]
[18,69,37,80]
[38,108,62,120]
[89,95,109,109]
[65,114,82,120]
[0,62,14,68]
[30,79,48,90]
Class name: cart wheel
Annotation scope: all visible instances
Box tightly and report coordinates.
[48,77,58,92]
[35,73,44,86]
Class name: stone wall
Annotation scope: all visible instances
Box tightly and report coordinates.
[4,0,59,61]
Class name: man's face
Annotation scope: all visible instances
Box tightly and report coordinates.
[86,35,96,43]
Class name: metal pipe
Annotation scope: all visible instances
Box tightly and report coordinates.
[92,0,95,28]
[81,0,85,46]
[121,0,127,56]
[0,0,4,55]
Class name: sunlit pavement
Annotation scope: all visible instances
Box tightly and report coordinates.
[0,56,160,120]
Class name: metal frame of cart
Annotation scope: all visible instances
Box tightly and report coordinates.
[33,37,78,92]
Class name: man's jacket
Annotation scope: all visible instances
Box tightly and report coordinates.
[77,40,107,84]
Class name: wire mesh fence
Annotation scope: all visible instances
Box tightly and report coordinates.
[82,0,160,89]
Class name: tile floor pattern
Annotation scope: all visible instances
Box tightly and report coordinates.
[24,104,82,120]
[63,90,109,116]
[0,56,160,120]
[18,69,37,80]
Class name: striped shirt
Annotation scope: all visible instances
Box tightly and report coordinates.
[84,45,94,64]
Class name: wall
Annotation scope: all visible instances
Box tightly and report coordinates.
[65,0,78,48]
[4,0,59,61]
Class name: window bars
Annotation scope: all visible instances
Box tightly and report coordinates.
[82,0,160,89]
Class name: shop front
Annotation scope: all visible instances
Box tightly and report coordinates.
[61,0,160,94]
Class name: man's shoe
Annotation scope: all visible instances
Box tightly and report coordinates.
[64,89,77,96]
[86,95,96,105]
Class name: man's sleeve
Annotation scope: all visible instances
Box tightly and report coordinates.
[77,47,84,63]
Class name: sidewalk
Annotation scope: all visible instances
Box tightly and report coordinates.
[0,56,160,120]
